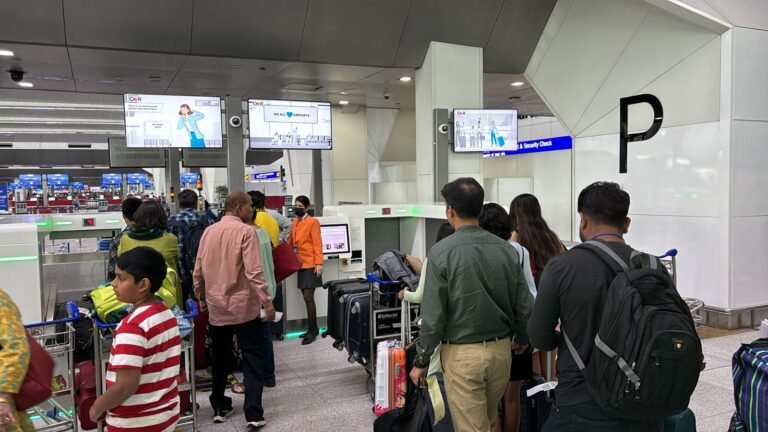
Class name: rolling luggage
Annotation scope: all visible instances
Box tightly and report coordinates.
[345,292,371,364]
[375,340,407,416]
[731,337,768,431]
[518,351,554,432]
[664,408,696,432]
[192,299,210,369]
[323,278,368,345]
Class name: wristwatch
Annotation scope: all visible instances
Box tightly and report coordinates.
[414,355,430,369]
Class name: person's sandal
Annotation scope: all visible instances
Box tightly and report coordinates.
[229,375,245,394]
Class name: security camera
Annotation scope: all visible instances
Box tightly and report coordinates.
[229,115,242,128]
[9,70,24,82]
[438,124,450,134]
[384,92,390,100]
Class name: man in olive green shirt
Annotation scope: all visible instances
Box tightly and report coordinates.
[410,178,532,432]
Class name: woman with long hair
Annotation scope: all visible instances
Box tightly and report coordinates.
[509,194,564,381]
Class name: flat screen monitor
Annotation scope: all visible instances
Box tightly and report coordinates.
[126,173,148,185]
[47,174,69,187]
[180,173,199,184]
[320,224,350,255]
[19,174,42,187]
[124,94,223,148]
[102,174,122,186]
[453,109,518,153]
[247,99,332,150]
[72,182,85,190]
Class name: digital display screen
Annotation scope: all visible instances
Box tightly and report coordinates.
[180,173,199,184]
[19,174,42,187]
[47,174,69,187]
[320,224,350,255]
[102,174,122,186]
[247,99,332,150]
[453,109,518,153]
[124,94,223,148]
[126,173,148,185]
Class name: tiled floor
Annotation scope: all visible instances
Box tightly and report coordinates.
[193,330,759,431]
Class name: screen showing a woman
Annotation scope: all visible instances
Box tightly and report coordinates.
[177,104,206,148]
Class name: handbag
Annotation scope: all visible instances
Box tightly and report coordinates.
[374,384,432,432]
[273,241,303,283]
[15,332,54,410]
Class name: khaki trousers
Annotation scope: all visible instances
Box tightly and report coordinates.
[441,338,512,432]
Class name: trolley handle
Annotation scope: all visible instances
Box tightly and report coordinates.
[658,248,678,259]
[366,273,399,286]
[94,299,199,329]
[24,301,81,328]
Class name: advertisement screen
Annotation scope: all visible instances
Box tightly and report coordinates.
[19,174,42,187]
[320,224,350,255]
[124,94,223,148]
[180,173,199,184]
[453,109,518,153]
[247,100,332,150]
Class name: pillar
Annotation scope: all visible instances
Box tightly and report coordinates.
[415,42,484,203]
[226,97,246,193]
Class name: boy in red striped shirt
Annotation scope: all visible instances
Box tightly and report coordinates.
[89,247,182,432]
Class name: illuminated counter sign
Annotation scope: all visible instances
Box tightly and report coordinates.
[483,136,572,158]
[250,171,281,182]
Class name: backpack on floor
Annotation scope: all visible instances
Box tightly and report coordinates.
[730,338,768,431]
[563,241,704,421]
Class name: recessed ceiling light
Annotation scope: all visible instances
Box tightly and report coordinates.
[339,100,350,105]
[399,76,412,82]
[18,82,33,88]
[511,81,524,87]
[0,50,14,57]
[340,91,348,95]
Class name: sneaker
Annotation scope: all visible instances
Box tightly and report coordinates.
[247,420,267,429]
[301,332,317,345]
[264,377,276,388]
[213,407,233,423]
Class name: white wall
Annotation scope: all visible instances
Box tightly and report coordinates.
[483,116,573,240]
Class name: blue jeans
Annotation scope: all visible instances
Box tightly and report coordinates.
[259,319,275,381]
[544,398,663,432]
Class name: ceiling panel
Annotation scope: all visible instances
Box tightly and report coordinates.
[299,0,411,66]
[167,56,292,98]
[69,48,187,94]
[277,63,383,82]
[484,73,551,115]
[484,0,557,73]
[393,0,504,67]
[0,1,65,44]
[62,0,192,53]
[0,44,75,91]
[190,0,308,60]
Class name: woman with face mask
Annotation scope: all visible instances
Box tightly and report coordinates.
[288,195,323,345]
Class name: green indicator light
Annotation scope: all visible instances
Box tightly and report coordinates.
[36,221,51,227]
[104,219,121,224]
[285,327,328,339]
[0,256,38,263]
[395,209,407,213]
[690,193,700,200]
[54,221,73,226]
[410,206,424,216]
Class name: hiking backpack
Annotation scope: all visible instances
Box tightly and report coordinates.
[169,217,209,299]
[563,240,704,420]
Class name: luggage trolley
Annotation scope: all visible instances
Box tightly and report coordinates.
[657,248,704,325]
[366,273,419,400]
[92,299,199,432]
[25,301,81,432]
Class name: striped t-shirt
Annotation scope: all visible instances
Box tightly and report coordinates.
[106,301,181,432]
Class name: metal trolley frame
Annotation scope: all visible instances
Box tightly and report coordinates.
[24,301,81,432]
[657,248,704,325]
[92,299,199,432]
[366,273,418,400]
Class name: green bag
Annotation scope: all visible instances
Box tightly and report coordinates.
[91,266,179,323]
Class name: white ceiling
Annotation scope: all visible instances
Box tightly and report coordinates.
[0,0,554,145]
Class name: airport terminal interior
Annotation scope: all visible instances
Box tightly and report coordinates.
[1,0,768,431]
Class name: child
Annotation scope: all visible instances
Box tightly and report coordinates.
[89,247,181,432]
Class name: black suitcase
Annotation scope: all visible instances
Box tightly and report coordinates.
[345,292,371,365]
[519,351,554,432]
[323,278,368,346]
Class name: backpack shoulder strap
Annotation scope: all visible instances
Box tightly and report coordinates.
[630,250,659,271]
[577,240,629,273]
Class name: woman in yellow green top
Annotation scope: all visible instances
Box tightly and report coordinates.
[118,200,181,303]
[0,289,34,432]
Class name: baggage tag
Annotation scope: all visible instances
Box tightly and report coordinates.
[526,381,558,398]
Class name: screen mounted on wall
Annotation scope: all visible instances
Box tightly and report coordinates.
[453,109,518,153]
[124,94,223,149]
[247,99,332,150]
[320,224,350,255]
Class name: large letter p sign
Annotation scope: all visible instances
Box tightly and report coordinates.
[619,94,663,173]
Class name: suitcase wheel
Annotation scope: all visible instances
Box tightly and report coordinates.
[276,334,285,341]
[348,355,356,364]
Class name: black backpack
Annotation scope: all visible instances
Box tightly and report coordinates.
[169,217,209,300]
[563,240,704,420]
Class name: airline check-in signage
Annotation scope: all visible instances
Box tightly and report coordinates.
[483,136,572,158]
[263,105,318,124]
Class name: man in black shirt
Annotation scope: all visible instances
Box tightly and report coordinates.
[528,182,663,431]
